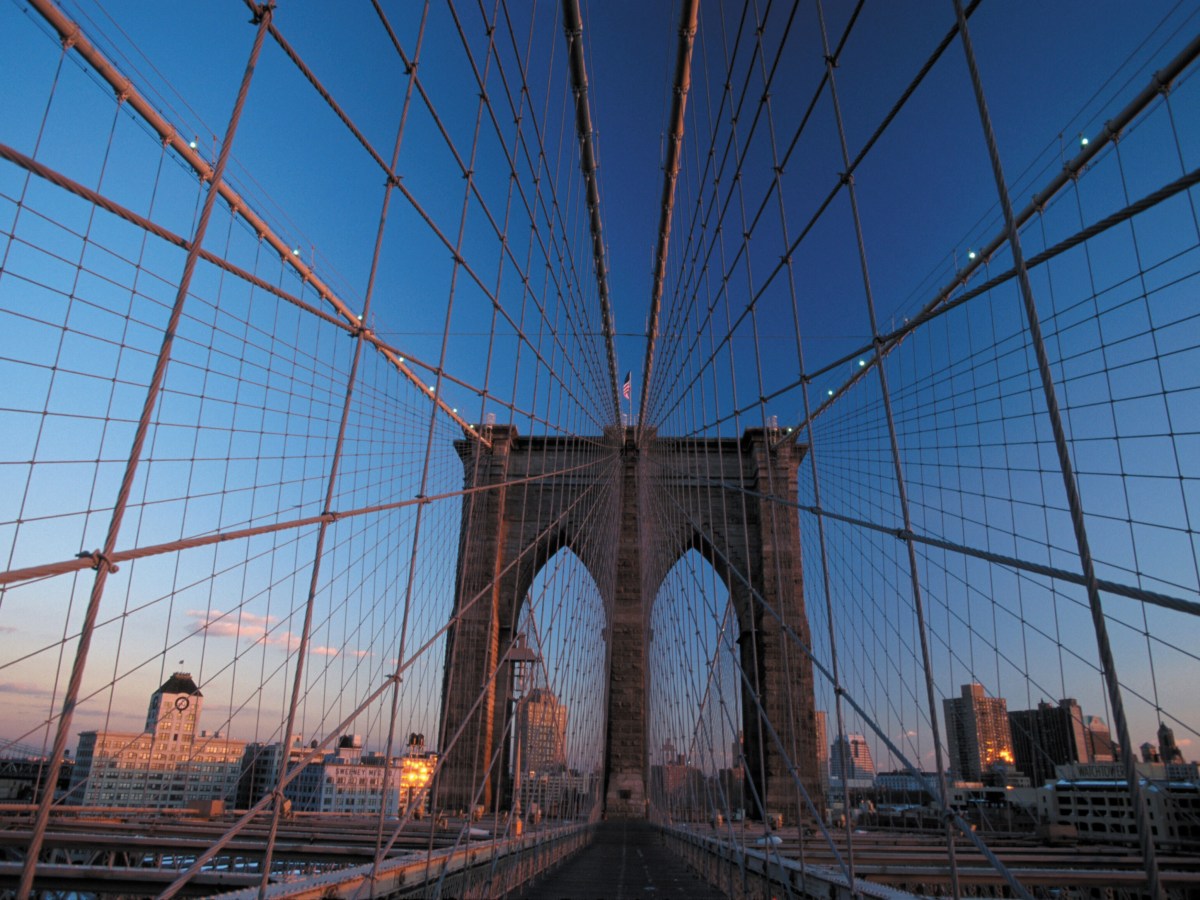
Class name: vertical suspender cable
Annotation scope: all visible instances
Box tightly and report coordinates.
[813,2,971,895]
[356,0,431,879]
[16,6,275,898]
[949,2,1163,897]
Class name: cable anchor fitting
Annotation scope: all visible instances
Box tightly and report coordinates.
[249,2,275,26]
[77,550,118,574]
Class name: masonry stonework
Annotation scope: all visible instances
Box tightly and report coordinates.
[436,426,820,823]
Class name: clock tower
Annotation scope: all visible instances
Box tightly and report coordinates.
[146,671,203,743]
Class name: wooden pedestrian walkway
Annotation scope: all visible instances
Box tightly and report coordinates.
[514,821,729,899]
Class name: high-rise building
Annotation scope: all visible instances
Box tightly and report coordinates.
[516,688,567,774]
[1084,715,1117,762]
[1008,698,1087,785]
[830,733,875,780]
[237,734,307,808]
[943,683,1014,782]
[69,672,245,808]
[814,711,829,791]
[1158,722,1185,764]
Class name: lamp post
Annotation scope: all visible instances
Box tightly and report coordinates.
[505,634,540,835]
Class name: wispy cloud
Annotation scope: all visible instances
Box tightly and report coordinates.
[186,609,298,648]
[186,610,364,661]
[0,681,55,698]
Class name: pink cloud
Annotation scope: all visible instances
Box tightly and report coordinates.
[186,609,297,648]
[0,681,54,698]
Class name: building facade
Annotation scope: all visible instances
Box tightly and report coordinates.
[1032,762,1200,851]
[1008,698,1087,786]
[68,672,245,808]
[1084,716,1117,762]
[830,733,875,781]
[237,735,308,808]
[282,734,437,816]
[814,711,829,794]
[516,688,567,775]
[944,683,1014,782]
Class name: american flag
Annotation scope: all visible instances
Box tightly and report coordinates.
[622,372,631,400]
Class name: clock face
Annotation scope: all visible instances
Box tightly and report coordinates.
[174,696,190,711]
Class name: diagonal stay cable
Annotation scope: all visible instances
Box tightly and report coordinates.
[263,3,607,435]
[659,489,1037,900]
[23,0,490,448]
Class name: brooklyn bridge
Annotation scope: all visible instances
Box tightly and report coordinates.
[0,1,1198,897]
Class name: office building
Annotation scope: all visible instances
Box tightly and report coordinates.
[1008,698,1087,786]
[69,672,245,808]
[516,689,567,774]
[1084,715,1116,762]
[944,683,1014,781]
[1159,722,1185,764]
[815,711,829,791]
[283,734,437,815]
[1031,762,1200,851]
[830,733,875,780]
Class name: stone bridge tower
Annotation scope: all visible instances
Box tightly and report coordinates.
[435,425,821,823]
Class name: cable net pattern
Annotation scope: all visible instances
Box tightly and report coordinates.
[0,1,1198,898]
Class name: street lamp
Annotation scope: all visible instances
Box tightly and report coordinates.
[505,634,540,835]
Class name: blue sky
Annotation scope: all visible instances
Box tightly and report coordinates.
[0,0,1198,786]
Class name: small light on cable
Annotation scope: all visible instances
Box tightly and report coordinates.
[1080,136,1089,147]
[858,359,866,367]
[968,250,977,260]
[292,247,300,257]
[188,137,198,150]
[827,389,834,397]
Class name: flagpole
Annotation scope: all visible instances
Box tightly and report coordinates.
[623,371,632,432]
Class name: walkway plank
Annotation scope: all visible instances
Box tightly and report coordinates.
[515,821,728,899]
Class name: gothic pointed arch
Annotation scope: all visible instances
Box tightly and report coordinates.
[437,425,820,822]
